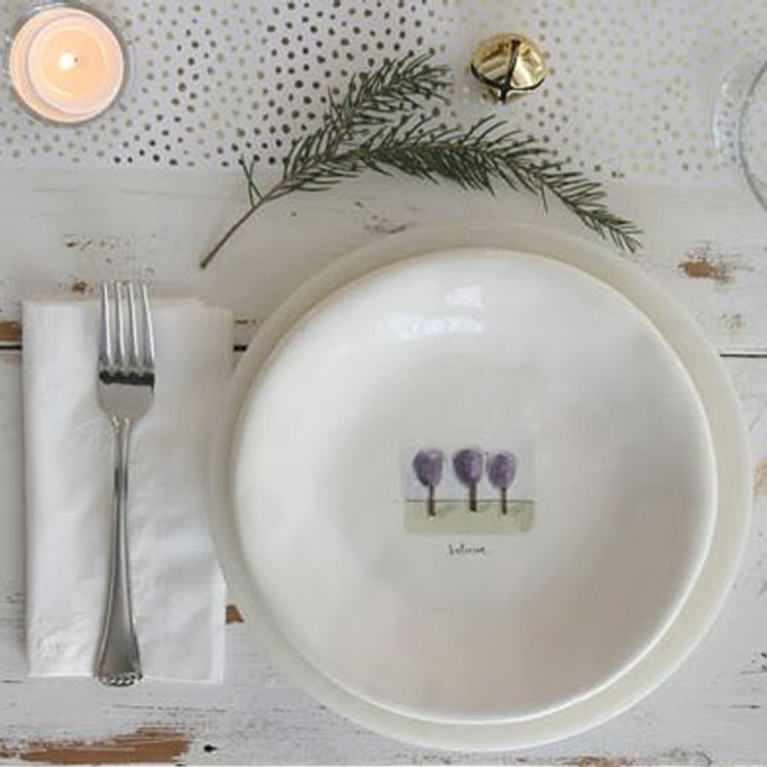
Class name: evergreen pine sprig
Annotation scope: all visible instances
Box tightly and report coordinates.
[200,54,640,269]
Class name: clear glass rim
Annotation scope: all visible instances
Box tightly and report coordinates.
[737,56,767,211]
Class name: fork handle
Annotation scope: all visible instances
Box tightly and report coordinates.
[95,419,143,686]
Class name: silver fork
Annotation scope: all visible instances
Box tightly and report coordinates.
[95,282,155,687]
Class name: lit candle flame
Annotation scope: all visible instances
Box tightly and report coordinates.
[58,51,78,71]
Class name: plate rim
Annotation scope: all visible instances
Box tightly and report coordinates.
[209,221,752,751]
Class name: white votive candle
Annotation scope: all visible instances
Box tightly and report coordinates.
[8,4,126,124]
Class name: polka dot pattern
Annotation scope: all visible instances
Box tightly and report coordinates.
[0,0,764,186]
[449,0,767,185]
[0,0,447,169]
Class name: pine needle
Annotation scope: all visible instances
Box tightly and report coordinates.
[200,54,640,269]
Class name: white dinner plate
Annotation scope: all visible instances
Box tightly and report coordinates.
[211,223,751,749]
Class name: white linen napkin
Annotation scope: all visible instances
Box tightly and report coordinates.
[23,297,232,683]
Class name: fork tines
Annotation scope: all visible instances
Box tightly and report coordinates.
[99,282,156,381]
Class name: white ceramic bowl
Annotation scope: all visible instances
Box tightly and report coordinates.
[211,223,751,749]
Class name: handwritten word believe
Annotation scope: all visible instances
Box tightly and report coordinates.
[447,543,487,557]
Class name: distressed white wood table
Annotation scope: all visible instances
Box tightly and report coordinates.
[1,1,767,758]
[0,168,766,765]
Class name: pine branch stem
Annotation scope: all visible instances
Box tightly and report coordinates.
[200,144,360,269]
[200,181,286,269]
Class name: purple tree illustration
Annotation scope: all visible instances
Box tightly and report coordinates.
[488,451,517,515]
[412,449,445,518]
[453,448,484,512]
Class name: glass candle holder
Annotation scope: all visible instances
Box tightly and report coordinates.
[6,2,127,125]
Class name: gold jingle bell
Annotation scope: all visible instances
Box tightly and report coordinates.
[470,33,547,103]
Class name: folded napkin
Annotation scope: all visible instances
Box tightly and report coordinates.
[23,298,232,682]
